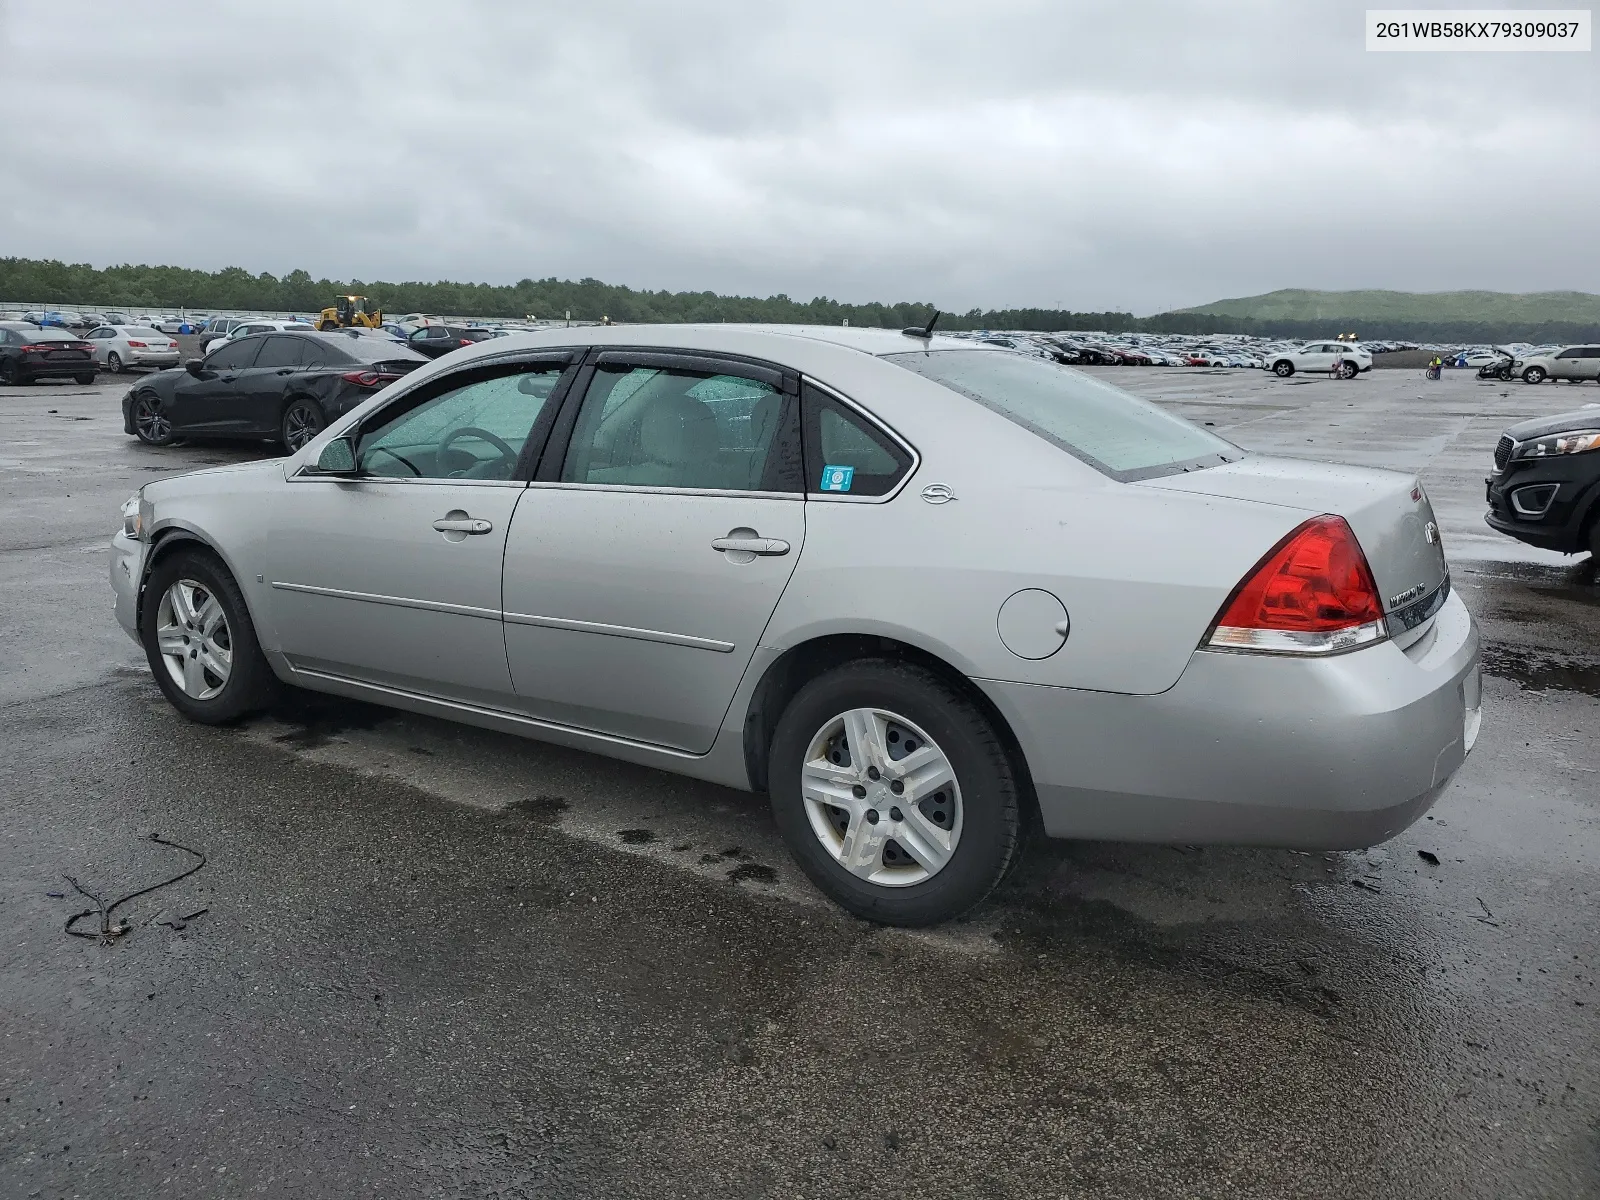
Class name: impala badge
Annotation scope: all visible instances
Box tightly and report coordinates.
[921,483,956,504]
[1389,583,1427,609]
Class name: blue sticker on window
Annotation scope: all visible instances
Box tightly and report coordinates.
[820,465,855,493]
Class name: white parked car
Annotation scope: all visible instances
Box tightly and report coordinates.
[1509,345,1600,385]
[1266,342,1373,379]
[83,325,180,372]
[204,319,317,355]
[152,316,187,334]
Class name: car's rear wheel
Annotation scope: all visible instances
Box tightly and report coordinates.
[1523,366,1547,384]
[75,372,95,385]
[132,391,175,445]
[140,548,278,724]
[0,359,23,385]
[280,397,325,452]
[768,660,1021,926]
[106,351,123,373]
[1273,360,1294,377]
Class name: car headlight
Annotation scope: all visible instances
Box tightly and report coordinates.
[1512,430,1600,459]
[120,494,143,539]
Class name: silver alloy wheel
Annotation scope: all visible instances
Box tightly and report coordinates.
[800,707,963,887]
[107,351,122,373]
[134,393,170,442]
[283,403,320,451]
[154,578,232,700]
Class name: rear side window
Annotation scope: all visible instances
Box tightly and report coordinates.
[561,362,801,493]
[253,336,307,369]
[801,383,912,497]
[886,348,1238,482]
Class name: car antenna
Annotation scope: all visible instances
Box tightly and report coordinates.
[901,310,941,340]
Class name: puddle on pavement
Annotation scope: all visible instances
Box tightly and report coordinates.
[503,794,570,822]
[1480,644,1600,696]
[266,692,391,750]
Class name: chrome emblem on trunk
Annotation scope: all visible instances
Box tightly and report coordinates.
[1424,521,1439,545]
[1389,583,1427,608]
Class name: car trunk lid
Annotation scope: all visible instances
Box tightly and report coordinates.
[1139,455,1450,635]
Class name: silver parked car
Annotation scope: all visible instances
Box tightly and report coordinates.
[109,325,1480,925]
[83,325,180,372]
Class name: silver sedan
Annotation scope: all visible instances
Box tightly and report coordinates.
[109,325,1480,925]
[83,325,180,372]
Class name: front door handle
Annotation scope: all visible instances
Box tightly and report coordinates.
[712,535,790,556]
[433,516,493,535]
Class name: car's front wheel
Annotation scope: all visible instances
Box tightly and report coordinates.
[140,548,278,724]
[1523,366,1547,384]
[768,660,1022,926]
[131,391,175,445]
[1273,360,1294,377]
[1340,361,1359,379]
[280,397,325,452]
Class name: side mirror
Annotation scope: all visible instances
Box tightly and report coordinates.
[185,358,205,377]
[314,436,359,474]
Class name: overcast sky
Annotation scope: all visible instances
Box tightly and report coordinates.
[0,0,1595,314]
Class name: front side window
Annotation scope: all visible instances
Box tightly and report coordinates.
[357,363,565,481]
[561,362,800,492]
[207,338,263,370]
[886,348,1238,481]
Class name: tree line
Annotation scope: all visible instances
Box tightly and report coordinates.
[2,257,1594,344]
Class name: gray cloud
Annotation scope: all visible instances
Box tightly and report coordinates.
[1,0,1595,313]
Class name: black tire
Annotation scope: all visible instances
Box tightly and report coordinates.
[280,397,325,452]
[107,351,123,374]
[1524,366,1546,384]
[75,372,95,385]
[131,390,176,445]
[1273,360,1294,377]
[140,547,278,724]
[317,319,338,332]
[767,659,1022,926]
[0,358,24,385]
[1340,361,1358,379]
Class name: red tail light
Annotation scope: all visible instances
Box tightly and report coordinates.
[126,340,147,348]
[1206,515,1387,655]
[459,338,473,346]
[342,370,382,387]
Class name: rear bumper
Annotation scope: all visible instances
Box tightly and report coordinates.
[18,359,94,378]
[128,351,179,368]
[979,591,1481,849]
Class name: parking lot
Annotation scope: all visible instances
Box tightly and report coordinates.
[1,365,1595,1198]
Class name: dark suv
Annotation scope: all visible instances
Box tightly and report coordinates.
[1485,406,1600,557]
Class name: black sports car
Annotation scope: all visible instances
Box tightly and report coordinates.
[122,330,428,451]
[0,322,98,385]
[1485,405,1600,557]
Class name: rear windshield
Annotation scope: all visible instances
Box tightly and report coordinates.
[24,329,79,342]
[282,323,315,332]
[885,348,1240,481]
[323,337,428,364]
[124,327,162,338]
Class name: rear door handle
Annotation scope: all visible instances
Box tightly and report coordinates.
[433,517,493,535]
[712,536,790,556]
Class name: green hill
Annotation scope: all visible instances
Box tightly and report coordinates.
[1172,288,1600,328]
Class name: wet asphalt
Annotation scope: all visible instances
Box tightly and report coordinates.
[0,364,1595,1199]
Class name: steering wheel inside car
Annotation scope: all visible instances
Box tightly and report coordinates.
[437,426,518,478]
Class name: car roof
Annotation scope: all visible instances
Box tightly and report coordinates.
[444,323,998,361]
